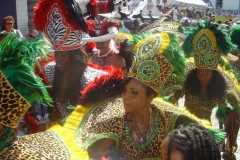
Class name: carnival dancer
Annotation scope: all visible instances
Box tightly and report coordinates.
[33,0,124,124]
[0,34,52,151]
[77,33,225,160]
[168,21,240,160]
[0,1,224,160]
[0,0,123,159]
[89,19,127,77]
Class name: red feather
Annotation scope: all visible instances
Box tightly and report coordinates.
[81,63,124,101]
[33,0,85,31]
[85,42,97,52]
[23,111,43,134]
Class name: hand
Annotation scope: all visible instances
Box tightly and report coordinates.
[37,115,50,124]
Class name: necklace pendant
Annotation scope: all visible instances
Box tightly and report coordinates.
[97,57,104,66]
[140,137,144,143]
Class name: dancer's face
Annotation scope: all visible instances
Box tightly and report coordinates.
[55,51,72,72]
[122,79,153,112]
[197,68,213,89]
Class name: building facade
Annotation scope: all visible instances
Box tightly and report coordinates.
[210,0,239,10]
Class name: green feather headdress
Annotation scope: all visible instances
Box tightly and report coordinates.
[230,25,240,49]
[230,25,240,58]
[0,34,52,104]
[182,21,235,69]
[0,34,53,128]
[128,33,185,78]
[126,32,185,95]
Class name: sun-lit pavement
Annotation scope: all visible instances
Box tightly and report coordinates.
[178,97,240,160]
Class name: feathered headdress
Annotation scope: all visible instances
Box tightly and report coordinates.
[33,0,94,51]
[125,32,185,95]
[0,34,52,128]
[82,20,120,42]
[230,25,240,58]
[182,21,235,69]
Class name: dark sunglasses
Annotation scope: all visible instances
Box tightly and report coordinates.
[5,23,13,25]
[28,34,36,39]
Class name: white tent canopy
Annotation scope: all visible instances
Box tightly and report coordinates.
[175,0,208,7]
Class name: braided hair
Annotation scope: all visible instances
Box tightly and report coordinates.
[167,123,221,160]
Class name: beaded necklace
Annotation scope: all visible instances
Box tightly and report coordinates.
[125,107,159,148]
[97,48,113,66]
[130,112,152,144]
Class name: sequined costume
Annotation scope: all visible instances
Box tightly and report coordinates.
[77,95,212,160]
[38,58,116,122]
[76,31,225,159]
[183,58,240,121]
[180,22,240,160]
[0,96,224,160]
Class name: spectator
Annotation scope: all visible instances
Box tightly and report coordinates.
[26,29,38,41]
[131,18,143,34]
[173,6,179,21]
[1,15,23,40]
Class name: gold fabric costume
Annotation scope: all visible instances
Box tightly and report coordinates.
[77,95,211,160]
[185,90,221,115]
[0,104,91,160]
[185,58,240,113]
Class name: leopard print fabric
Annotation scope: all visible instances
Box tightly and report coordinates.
[184,90,220,114]
[159,75,184,96]
[228,119,240,154]
[129,53,173,94]
[78,95,203,159]
[0,131,70,160]
[185,60,240,111]
[225,54,240,75]
[77,95,125,150]
[0,71,30,128]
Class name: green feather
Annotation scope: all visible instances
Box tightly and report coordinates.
[207,127,226,143]
[0,33,53,105]
[182,21,236,58]
[219,57,240,81]
[163,33,186,78]
[127,33,152,47]
[216,107,228,123]
[230,25,240,49]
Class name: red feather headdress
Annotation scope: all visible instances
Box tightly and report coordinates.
[33,0,94,51]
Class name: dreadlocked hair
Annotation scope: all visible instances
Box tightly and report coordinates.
[167,123,221,160]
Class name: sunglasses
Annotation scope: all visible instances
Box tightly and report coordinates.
[5,23,13,25]
[28,34,36,39]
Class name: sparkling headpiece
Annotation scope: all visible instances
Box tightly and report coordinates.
[0,35,52,128]
[128,33,185,95]
[182,21,235,69]
[33,0,89,51]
